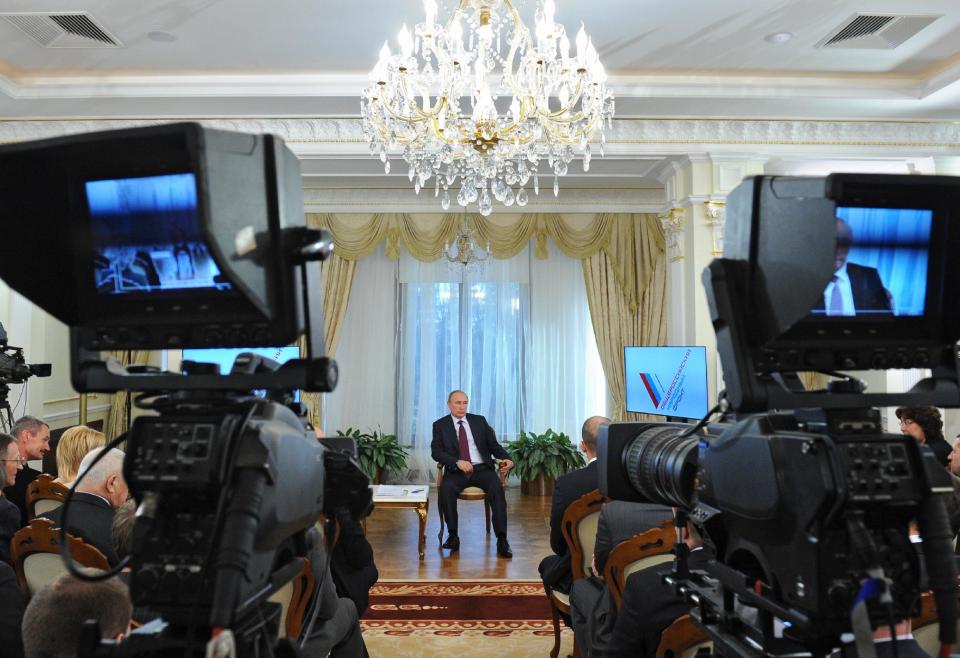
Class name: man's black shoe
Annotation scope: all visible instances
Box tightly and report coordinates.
[497,538,513,558]
[442,536,460,551]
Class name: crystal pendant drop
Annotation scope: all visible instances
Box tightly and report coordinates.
[583,144,591,172]
[457,186,470,207]
[479,189,493,217]
[553,174,559,197]
[516,188,529,206]
[379,148,387,164]
[441,189,451,210]
[504,189,515,207]
[384,160,391,174]
[408,167,415,182]
[435,177,440,197]
[414,180,421,194]
[533,173,540,195]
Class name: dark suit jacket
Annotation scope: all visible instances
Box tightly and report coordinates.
[925,435,951,468]
[539,462,599,594]
[2,465,40,527]
[813,263,891,315]
[0,561,25,658]
[605,547,714,658]
[40,491,119,566]
[594,501,673,575]
[0,497,20,566]
[431,413,509,472]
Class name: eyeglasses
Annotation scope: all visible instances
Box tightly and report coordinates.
[899,418,916,427]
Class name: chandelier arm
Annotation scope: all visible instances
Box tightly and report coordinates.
[397,75,449,120]
[375,93,433,125]
[537,76,586,119]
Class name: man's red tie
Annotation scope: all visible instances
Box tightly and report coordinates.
[458,420,471,462]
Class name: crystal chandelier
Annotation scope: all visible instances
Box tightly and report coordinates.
[444,216,491,274]
[361,0,614,216]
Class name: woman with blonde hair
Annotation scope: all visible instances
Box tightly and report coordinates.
[54,425,107,487]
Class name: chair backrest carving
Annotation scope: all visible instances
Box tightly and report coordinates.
[25,473,69,520]
[560,489,607,581]
[10,517,110,599]
[656,614,711,658]
[604,520,677,608]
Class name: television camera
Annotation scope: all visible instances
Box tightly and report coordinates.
[0,321,51,431]
[0,123,371,656]
[599,174,960,656]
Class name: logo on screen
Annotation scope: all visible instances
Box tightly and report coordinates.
[638,372,664,409]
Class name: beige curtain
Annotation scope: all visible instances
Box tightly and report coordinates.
[103,350,152,440]
[303,211,667,423]
[300,253,358,428]
[582,214,667,420]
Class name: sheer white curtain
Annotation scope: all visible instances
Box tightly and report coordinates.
[322,244,397,438]
[525,240,607,439]
[397,248,530,482]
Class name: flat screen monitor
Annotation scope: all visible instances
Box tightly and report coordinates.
[181,346,302,399]
[624,346,708,420]
[808,206,933,318]
[86,173,232,296]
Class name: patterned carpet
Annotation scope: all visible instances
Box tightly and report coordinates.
[361,580,574,657]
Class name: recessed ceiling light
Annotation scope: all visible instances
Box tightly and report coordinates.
[765,31,794,43]
[148,30,176,43]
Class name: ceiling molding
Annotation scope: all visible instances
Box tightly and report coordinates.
[0,68,953,102]
[1,117,957,151]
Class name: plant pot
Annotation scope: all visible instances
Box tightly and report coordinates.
[372,467,383,485]
[521,473,555,496]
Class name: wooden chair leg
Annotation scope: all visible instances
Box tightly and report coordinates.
[573,638,581,658]
[549,598,562,658]
[484,498,491,535]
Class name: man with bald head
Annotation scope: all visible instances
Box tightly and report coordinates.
[539,415,609,598]
[40,447,127,565]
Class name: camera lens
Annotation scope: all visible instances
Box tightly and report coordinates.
[623,425,699,508]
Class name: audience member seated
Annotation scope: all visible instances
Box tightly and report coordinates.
[53,426,107,488]
[0,559,25,658]
[570,500,672,656]
[539,415,610,598]
[21,571,132,658]
[301,524,368,657]
[2,416,50,526]
[0,432,24,565]
[39,448,127,565]
[601,517,714,657]
[327,506,379,618]
[896,406,951,467]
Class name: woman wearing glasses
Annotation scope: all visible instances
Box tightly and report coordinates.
[896,405,952,468]
[0,433,23,566]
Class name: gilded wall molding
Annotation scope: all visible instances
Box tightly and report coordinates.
[659,208,686,262]
[0,118,957,151]
[703,200,727,256]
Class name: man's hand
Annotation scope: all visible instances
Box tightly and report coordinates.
[457,460,474,475]
[499,459,514,474]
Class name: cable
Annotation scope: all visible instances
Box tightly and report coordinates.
[679,400,725,440]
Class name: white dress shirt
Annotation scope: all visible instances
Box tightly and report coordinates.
[451,415,483,464]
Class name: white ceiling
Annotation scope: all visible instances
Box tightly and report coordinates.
[0,0,957,195]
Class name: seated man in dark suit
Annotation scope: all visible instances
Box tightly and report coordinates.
[538,415,610,597]
[1,415,50,526]
[812,218,893,317]
[602,518,714,657]
[570,500,673,656]
[432,390,514,558]
[0,560,25,658]
[40,447,127,565]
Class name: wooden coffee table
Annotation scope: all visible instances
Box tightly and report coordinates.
[368,485,430,560]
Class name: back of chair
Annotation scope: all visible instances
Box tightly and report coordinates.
[604,520,677,608]
[560,489,606,580]
[10,517,110,599]
[25,473,68,520]
[656,614,711,658]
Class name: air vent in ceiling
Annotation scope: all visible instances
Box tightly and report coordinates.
[1,12,121,48]
[816,13,940,49]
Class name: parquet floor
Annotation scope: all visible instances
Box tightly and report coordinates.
[365,485,554,580]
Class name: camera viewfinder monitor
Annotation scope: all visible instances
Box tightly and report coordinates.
[808,206,933,319]
[624,346,709,420]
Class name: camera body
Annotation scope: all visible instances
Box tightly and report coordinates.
[600,173,960,655]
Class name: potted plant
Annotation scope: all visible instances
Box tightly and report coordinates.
[337,427,410,484]
[505,429,586,496]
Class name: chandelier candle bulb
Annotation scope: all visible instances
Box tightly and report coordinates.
[361,0,613,214]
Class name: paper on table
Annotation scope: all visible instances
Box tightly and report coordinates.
[374,485,407,496]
